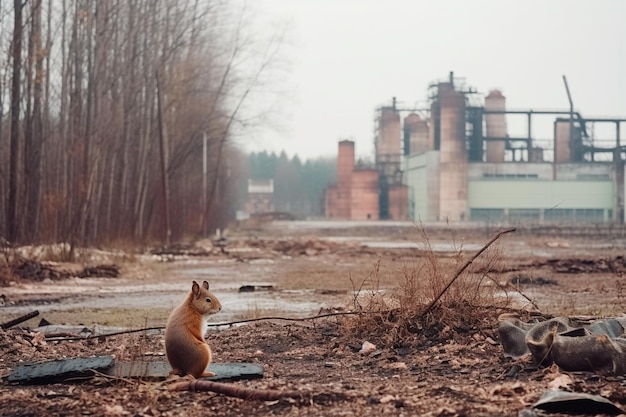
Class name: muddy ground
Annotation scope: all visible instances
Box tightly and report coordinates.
[1,221,626,416]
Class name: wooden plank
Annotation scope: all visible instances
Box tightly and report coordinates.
[107,362,263,381]
[8,356,115,384]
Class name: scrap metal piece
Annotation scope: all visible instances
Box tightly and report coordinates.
[7,356,115,384]
[534,389,624,415]
[107,361,263,380]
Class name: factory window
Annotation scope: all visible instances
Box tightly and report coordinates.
[509,208,541,221]
[576,174,610,180]
[574,209,605,222]
[544,208,606,222]
[483,173,539,179]
[544,208,574,221]
[470,208,505,221]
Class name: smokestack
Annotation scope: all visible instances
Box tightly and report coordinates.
[485,90,507,162]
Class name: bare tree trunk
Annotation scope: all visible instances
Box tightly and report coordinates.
[56,0,70,244]
[24,0,43,242]
[41,0,53,240]
[156,69,171,245]
[7,0,24,243]
[80,0,96,245]
[1,0,285,244]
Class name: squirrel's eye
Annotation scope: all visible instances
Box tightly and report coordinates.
[205,297,212,303]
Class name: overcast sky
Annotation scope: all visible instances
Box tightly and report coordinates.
[243,0,626,161]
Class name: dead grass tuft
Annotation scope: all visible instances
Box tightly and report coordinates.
[0,244,20,287]
[342,225,514,347]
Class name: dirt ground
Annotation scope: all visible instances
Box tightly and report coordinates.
[1,221,626,416]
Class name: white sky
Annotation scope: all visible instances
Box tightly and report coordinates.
[243,0,626,161]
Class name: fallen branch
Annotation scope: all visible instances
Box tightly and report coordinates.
[44,326,166,342]
[421,227,516,316]
[45,311,366,342]
[1,310,39,329]
[209,310,365,327]
[167,379,304,401]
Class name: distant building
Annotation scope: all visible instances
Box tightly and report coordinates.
[246,179,274,215]
[325,140,408,220]
[393,72,626,223]
[326,72,626,224]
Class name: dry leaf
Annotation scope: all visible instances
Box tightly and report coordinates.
[548,373,574,390]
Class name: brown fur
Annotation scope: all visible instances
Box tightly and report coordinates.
[165,280,222,378]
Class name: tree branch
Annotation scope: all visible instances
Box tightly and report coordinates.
[421,227,516,316]
[167,379,304,401]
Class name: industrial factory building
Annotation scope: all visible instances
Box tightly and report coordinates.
[325,140,408,220]
[326,72,626,223]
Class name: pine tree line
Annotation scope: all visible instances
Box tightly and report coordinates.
[245,151,336,218]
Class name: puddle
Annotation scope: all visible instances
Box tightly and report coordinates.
[0,260,333,324]
[0,289,327,323]
[360,241,482,251]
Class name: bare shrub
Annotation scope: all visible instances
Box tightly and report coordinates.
[0,244,20,286]
[343,226,514,347]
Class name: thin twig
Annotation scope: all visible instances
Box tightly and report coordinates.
[209,311,365,327]
[45,326,166,342]
[421,227,516,316]
[44,311,367,342]
[504,282,541,312]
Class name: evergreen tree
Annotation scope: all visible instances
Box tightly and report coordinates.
[245,152,336,218]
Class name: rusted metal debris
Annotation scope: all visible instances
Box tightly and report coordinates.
[238,284,275,293]
[12,259,70,281]
[108,362,263,380]
[7,357,262,384]
[533,389,624,415]
[76,264,120,278]
[10,259,120,281]
[8,356,115,384]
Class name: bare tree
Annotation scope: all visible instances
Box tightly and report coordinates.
[1,0,287,246]
[7,0,24,243]
[24,0,44,241]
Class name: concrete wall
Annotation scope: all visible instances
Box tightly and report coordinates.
[468,162,554,180]
[556,163,614,180]
[468,180,613,209]
[405,151,440,221]
[468,162,614,181]
[405,156,616,223]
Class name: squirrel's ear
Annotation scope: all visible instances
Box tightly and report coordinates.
[202,281,209,290]
[192,281,200,295]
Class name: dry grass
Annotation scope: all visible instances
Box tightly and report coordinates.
[234,302,295,321]
[342,226,513,347]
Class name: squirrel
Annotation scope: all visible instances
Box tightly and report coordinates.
[165,280,222,379]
